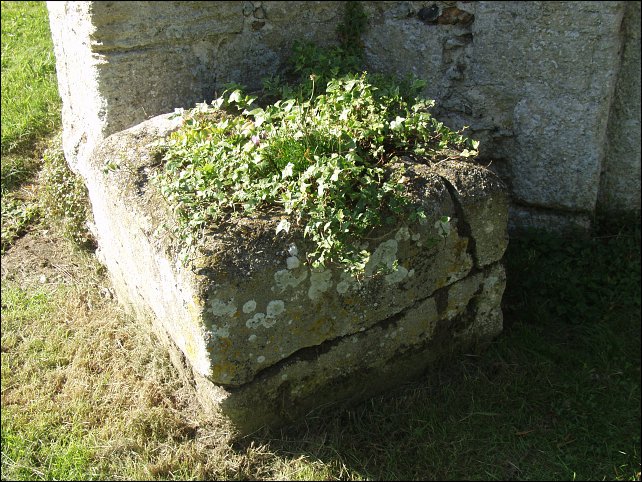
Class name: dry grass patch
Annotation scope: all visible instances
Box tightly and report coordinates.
[2,228,231,480]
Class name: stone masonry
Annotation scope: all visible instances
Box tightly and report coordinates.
[47,1,641,231]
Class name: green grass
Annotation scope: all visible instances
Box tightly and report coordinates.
[1,1,62,251]
[1,0,60,157]
[0,286,97,480]
[2,223,639,480]
[1,1,640,480]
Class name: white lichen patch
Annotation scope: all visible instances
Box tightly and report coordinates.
[308,269,333,300]
[266,299,285,317]
[365,239,398,277]
[274,268,308,291]
[209,298,237,317]
[336,280,350,294]
[256,355,266,364]
[395,226,411,241]
[248,334,257,342]
[261,317,277,329]
[242,300,257,313]
[246,312,266,329]
[207,324,230,341]
[385,264,410,284]
[336,272,356,294]
[485,275,499,289]
[411,232,422,247]
[245,300,285,330]
[286,256,300,270]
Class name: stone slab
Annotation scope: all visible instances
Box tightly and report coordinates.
[83,112,509,434]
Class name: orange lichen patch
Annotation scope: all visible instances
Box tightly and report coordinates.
[216,337,233,353]
[437,7,474,26]
[210,361,238,381]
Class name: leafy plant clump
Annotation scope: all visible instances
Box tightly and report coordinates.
[154,69,478,274]
[39,136,95,249]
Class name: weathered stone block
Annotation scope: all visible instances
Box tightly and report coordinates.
[432,160,509,267]
[84,113,508,435]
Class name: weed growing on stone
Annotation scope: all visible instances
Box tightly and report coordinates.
[4,2,639,480]
[154,1,477,273]
[155,69,477,273]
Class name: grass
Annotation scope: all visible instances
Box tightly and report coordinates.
[1,2,640,480]
[1,0,60,156]
[1,0,61,251]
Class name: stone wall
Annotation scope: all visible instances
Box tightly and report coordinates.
[46,1,641,229]
[598,1,641,213]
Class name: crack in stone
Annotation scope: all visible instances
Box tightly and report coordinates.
[232,283,450,386]
[437,174,479,267]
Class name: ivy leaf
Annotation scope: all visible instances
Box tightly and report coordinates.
[282,162,294,179]
[211,97,224,109]
[228,90,241,104]
[344,80,357,92]
[390,116,405,130]
[276,218,291,235]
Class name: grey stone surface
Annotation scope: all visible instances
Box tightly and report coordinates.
[48,1,640,227]
[507,205,592,234]
[432,160,509,267]
[598,1,641,213]
[467,2,624,214]
[85,113,508,434]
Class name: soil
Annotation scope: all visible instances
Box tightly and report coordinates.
[1,223,108,295]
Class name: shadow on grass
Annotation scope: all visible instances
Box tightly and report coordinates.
[229,215,641,481]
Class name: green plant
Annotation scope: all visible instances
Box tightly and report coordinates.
[155,71,476,273]
[39,135,94,249]
[0,195,40,253]
[154,4,475,273]
[262,1,367,102]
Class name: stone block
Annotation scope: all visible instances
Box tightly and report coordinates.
[432,160,509,268]
[83,113,509,435]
